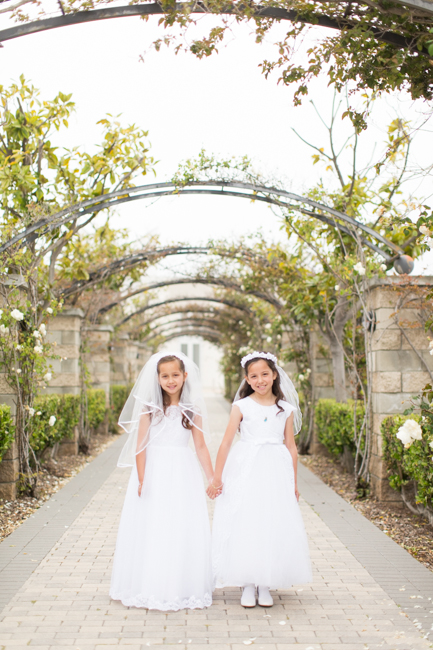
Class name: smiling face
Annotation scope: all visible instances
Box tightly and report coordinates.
[157,359,187,402]
[245,358,278,397]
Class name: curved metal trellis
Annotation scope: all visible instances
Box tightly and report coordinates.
[115,296,253,327]
[101,276,282,322]
[1,180,407,268]
[0,2,430,51]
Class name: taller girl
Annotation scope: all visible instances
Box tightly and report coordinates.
[208,352,312,608]
[110,352,214,611]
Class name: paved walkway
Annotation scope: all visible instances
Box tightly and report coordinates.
[1,395,433,650]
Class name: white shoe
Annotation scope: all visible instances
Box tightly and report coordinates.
[241,584,256,608]
[258,586,273,607]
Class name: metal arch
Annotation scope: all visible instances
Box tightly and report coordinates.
[153,329,222,345]
[143,324,224,344]
[61,244,276,299]
[1,180,402,262]
[116,296,253,326]
[62,246,210,298]
[0,2,430,51]
[142,316,225,337]
[127,307,226,332]
[102,277,282,322]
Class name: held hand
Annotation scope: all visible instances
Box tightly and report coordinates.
[206,479,223,500]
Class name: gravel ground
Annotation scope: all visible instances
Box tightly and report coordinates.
[300,453,433,572]
[0,432,119,543]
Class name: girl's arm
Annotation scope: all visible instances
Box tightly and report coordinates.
[136,412,150,497]
[284,412,299,501]
[206,405,242,499]
[191,423,214,485]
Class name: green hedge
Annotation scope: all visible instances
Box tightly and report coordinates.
[315,398,365,458]
[382,414,433,508]
[29,390,107,458]
[109,384,131,432]
[30,394,80,457]
[0,404,14,462]
[86,389,106,430]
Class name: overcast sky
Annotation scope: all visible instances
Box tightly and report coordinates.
[1,9,432,274]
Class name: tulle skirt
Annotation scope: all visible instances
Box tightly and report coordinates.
[110,446,213,610]
[212,441,312,589]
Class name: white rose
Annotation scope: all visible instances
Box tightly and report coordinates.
[429,441,433,450]
[43,372,52,382]
[33,330,40,338]
[11,309,24,321]
[16,344,22,351]
[39,323,47,336]
[430,349,433,356]
[298,374,305,382]
[0,309,2,317]
[0,324,9,335]
[335,285,340,291]
[420,225,431,236]
[396,419,423,447]
[429,340,433,349]
[265,323,272,330]
[47,308,53,314]
[16,368,21,374]
[353,262,366,276]
[34,345,43,354]
[426,237,433,250]
[266,336,272,343]
[28,408,35,417]
[48,415,56,427]
[36,411,41,416]
[380,264,387,271]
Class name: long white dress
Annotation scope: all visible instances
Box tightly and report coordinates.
[110,406,213,610]
[212,396,312,589]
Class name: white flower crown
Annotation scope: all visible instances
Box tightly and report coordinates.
[240,351,278,368]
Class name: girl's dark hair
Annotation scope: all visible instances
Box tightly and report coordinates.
[239,355,285,414]
[157,355,192,430]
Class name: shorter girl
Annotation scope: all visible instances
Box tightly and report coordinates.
[208,351,312,608]
[110,351,214,610]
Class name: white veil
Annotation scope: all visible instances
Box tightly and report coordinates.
[117,350,209,467]
[234,352,302,435]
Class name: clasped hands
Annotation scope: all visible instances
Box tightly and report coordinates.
[207,478,223,500]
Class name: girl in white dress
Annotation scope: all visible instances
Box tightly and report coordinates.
[208,351,312,608]
[110,352,214,611]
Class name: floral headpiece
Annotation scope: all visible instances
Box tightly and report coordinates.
[240,351,278,368]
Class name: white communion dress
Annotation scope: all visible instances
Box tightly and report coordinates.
[212,396,312,589]
[110,406,213,610]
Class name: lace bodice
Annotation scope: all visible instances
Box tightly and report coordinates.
[148,406,191,447]
[233,396,296,445]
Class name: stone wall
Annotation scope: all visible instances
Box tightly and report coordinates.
[367,277,433,500]
[45,309,84,396]
[111,335,150,386]
[82,325,113,405]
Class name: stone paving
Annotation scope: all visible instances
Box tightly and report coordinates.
[0,395,433,650]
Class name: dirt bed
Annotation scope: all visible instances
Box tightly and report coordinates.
[0,432,119,544]
[300,454,433,572]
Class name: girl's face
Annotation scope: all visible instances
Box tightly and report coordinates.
[245,359,277,396]
[158,360,187,399]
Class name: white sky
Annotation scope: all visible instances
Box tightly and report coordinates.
[1,10,433,274]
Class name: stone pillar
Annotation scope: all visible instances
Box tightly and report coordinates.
[309,328,335,454]
[82,324,113,405]
[111,334,145,385]
[0,441,19,500]
[45,308,84,396]
[44,308,84,457]
[367,277,433,500]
